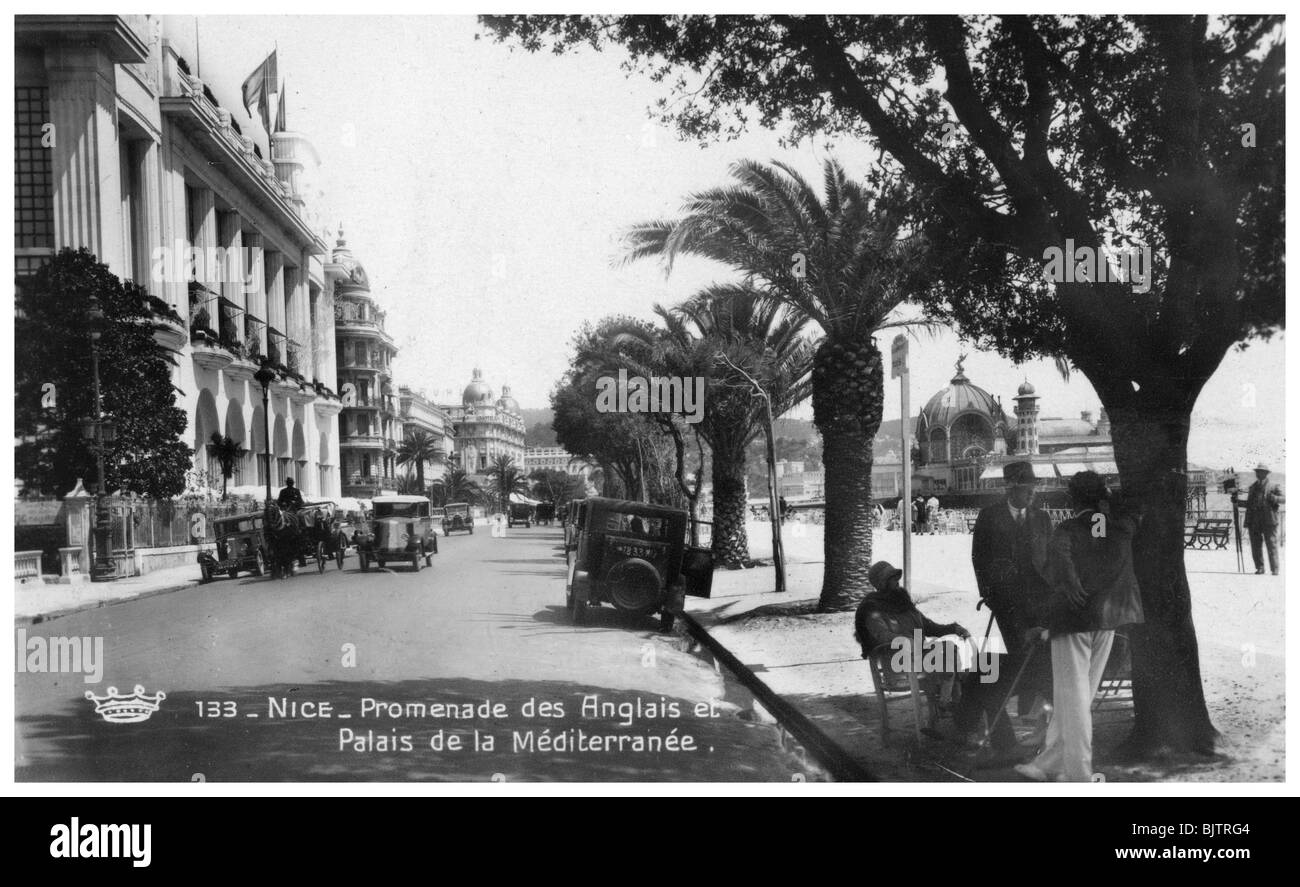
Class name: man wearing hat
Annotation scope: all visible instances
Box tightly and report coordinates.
[960,461,1054,757]
[1242,463,1284,575]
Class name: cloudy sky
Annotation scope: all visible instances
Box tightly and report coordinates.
[184,14,1284,470]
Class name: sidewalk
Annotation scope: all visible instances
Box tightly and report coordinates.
[686,520,1285,782]
[14,563,203,623]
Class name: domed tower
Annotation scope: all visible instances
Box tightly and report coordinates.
[1013,379,1041,455]
[916,357,1008,464]
[496,384,520,415]
[333,226,399,496]
[462,368,494,406]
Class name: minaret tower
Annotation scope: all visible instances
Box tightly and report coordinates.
[1013,379,1040,455]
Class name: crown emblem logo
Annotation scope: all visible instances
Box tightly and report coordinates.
[84,685,166,724]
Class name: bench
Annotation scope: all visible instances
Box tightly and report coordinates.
[1184,518,1233,550]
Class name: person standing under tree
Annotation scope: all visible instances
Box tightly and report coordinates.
[1241,463,1284,575]
[1016,471,1145,782]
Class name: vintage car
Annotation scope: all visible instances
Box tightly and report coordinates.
[354,495,439,571]
[507,501,534,529]
[442,502,474,536]
[198,511,266,581]
[535,502,556,525]
[565,497,714,631]
[563,499,588,567]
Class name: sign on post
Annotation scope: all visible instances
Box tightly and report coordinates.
[893,335,911,594]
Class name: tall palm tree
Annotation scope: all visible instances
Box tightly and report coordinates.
[486,454,531,512]
[208,432,246,500]
[395,429,443,491]
[625,159,924,610]
[604,284,812,567]
[429,467,481,507]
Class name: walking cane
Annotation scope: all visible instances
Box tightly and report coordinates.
[974,635,1042,756]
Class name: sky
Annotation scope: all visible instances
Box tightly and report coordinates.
[184,14,1284,471]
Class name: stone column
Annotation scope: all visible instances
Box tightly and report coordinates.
[63,481,93,579]
[45,45,124,275]
[243,232,268,357]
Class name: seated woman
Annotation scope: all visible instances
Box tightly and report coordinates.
[854,561,971,716]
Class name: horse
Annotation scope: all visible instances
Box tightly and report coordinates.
[263,501,305,579]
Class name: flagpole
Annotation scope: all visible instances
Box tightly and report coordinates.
[194,18,200,78]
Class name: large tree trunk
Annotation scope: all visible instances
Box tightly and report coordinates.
[1107,399,1220,757]
[813,337,884,612]
[711,447,750,567]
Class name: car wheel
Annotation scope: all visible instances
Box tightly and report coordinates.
[659,611,675,633]
[411,546,421,572]
[200,564,212,583]
[360,553,369,572]
[377,558,385,570]
[336,546,345,570]
[317,542,327,573]
[228,565,239,580]
[252,550,265,577]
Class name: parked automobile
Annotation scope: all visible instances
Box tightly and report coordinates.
[535,502,556,525]
[507,501,534,529]
[563,499,587,567]
[442,502,473,536]
[354,495,439,572]
[565,497,714,631]
[197,511,266,581]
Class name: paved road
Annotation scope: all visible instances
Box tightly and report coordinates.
[16,524,797,782]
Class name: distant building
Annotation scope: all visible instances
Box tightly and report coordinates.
[332,232,400,497]
[398,387,453,484]
[524,446,591,479]
[439,369,526,480]
[873,357,1119,504]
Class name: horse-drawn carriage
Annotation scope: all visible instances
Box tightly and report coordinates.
[260,500,350,578]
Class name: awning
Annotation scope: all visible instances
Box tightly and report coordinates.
[1090,461,1120,475]
[1054,462,1090,477]
[979,465,1004,481]
[509,492,541,505]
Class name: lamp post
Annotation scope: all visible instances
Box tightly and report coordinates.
[255,361,277,505]
[85,296,117,581]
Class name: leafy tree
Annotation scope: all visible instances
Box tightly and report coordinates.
[529,468,586,507]
[208,432,246,500]
[15,248,191,498]
[623,159,924,605]
[395,429,444,491]
[483,14,1285,756]
[603,285,812,566]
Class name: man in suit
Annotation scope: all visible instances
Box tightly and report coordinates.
[956,461,1054,761]
[1242,463,1284,575]
[1016,471,1145,782]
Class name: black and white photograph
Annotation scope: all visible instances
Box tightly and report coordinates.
[6,8,1289,797]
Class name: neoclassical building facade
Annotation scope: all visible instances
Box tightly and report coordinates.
[439,369,526,480]
[331,234,401,498]
[15,14,343,499]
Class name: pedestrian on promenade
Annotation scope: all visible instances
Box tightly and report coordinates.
[1015,471,1145,783]
[1241,463,1284,575]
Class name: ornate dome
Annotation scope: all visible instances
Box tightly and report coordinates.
[919,358,1006,431]
[462,368,494,405]
[1017,380,1036,396]
[497,384,520,414]
[332,226,370,291]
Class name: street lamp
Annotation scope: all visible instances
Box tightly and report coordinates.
[86,296,117,581]
[255,361,277,505]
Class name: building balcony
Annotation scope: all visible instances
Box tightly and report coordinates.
[341,434,387,449]
[16,15,149,63]
[190,334,233,372]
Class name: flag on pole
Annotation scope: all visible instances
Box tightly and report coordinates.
[274,81,287,133]
[240,50,277,134]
